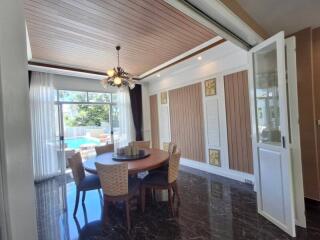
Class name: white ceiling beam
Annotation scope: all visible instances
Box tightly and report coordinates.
[28,63,105,80]
[165,0,264,50]
[139,36,223,79]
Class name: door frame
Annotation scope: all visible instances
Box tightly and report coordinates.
[0,67,8,240]
[0,148,8,240]
[248,31,296,237]
[286,36,306,228]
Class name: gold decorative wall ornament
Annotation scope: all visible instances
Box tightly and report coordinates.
[205,78,216,96]
[209,149,221,167]
[160,91,168,104]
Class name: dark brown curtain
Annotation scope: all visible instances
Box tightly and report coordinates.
[129,85,143,141]
[28,71,32,88]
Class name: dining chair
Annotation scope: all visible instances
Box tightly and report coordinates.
[68,152,101,216]
[151,142,177,173]
[168,142,177,157]
[141,151,181,216]
[95,143,114,156]
[130,140,150,149]
[95,162,141,230]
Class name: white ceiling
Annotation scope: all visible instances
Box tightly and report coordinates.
[236,0,320,35]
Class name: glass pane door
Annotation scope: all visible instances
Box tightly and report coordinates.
[249,31,296,237]
[55,104,66,173]
[111,105,120,143]
[253,42,281,146]
[62,103,111,158]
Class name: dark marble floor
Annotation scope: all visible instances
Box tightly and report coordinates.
[35,166,320,240]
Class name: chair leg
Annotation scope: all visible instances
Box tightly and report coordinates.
[125,200,131,231]
[139,186,143,210]
[152,188,156,202]
[173,182,181,205]
[172,186,175,204]
[73,189,80,216]
[82,203,88,224]
[168,187,174,217]
[141,186,146,213]
[98,189,102,199]
[82,191,86,203]
[103,198,109,225]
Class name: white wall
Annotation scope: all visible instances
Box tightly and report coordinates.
[0,0,38,239]
[147,41,248,93]
[144,41,254,183]
[52,74,117,92]
[141,83,151,141]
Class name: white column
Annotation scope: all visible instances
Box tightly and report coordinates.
[0,0,38,239]
[141,83,151,141]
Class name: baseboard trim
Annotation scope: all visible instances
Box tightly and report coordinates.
[180,158,254,183]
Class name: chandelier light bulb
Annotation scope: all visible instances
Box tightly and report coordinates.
[101,46,135,89]
[114,77,122,85]
[107,69,115,77]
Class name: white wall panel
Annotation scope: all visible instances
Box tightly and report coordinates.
[205,98,220,147]
[143,40,253,182]
[142,84,151,141]
[159,102,171,149]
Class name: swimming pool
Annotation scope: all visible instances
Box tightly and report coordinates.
[64,137,100,149]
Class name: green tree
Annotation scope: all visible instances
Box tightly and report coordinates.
[65,104,110,127]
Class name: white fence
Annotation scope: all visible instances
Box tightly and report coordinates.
[64,126,110,138]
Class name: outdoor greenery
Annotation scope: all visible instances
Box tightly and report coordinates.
[57,90,120,128]
[58,90,87,102]
[64,104,110,127]
[57,90,117,103]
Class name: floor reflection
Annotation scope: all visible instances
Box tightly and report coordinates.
[35,166,320,240]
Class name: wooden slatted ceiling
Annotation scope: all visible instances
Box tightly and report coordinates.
[24,0,216,75]
[149,95,160,149]
[224,71,253,174]
[169,83,205,162]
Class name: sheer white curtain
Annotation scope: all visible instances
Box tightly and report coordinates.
[30,72,59,181]
[115,88,135,148]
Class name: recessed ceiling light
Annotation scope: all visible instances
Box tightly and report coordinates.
[157,74,161,77]
[197,56,202,60]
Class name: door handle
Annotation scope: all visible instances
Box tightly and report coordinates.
[282,136,286,148]
[317,120,320,126]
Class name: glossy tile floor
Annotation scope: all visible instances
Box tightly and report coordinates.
[35,166,320,240]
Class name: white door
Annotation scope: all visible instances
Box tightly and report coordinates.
[286,37,306,228]
[248,31,296,237]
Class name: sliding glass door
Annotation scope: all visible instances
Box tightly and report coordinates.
[55,90,118,165]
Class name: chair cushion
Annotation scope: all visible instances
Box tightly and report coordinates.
[142,171,168,186]
[78,174,101,191]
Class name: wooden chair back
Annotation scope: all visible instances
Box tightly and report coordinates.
[95,143,114,156]
[95,162,128,196]
[68,152,85,186]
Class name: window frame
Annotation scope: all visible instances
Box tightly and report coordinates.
[55,89,119,137]
[55,89,118,105]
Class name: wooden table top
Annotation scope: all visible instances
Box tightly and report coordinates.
[83,148,169,175]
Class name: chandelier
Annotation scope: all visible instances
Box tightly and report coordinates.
[101,46,136,89]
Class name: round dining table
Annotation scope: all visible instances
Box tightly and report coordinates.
[83,148,169,175]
